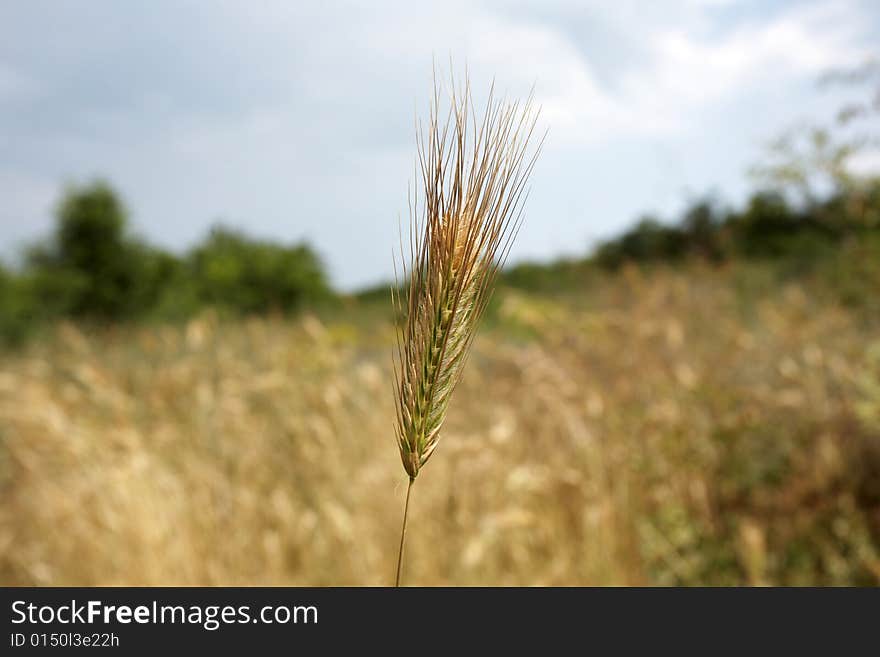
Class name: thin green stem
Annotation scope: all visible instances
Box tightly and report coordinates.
[395,476,415,587]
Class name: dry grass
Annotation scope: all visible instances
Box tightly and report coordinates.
[1,266,879,585]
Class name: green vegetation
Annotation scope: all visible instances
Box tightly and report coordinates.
[3,174,879,348]
[2,58,880,347]
[505,181,880,317]
[594,184,880,267]
[0,181,332,344]
[161,226,332,319]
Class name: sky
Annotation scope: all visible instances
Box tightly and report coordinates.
[1,0,878,290]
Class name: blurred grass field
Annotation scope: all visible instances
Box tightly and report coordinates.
[2,262,878,586]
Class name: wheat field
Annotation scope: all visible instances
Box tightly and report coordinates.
[1,264,879,586]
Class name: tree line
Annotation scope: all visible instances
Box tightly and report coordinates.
[502,179,880,317]
[2,175,880,346]
[592,182,880,268]
[0,181,332,343]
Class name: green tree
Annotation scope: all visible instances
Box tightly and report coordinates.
[26,180,180,320]
[595,216,687,268]
[31,181,138,318]
[681,199,726,262]
[0,264,38,345]
[190,226,331,314]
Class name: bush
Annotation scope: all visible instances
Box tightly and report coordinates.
[0,181,338,346]
[18,180,185,322]
[595,216,688,269]
[729,191,827,259]
[35,181,144,319]
[189,226,332,315]
[680,200,726,262]
[0,265,39,346]
[593,184,880,273]
[502,259,594,293]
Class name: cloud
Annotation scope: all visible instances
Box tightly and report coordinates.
[0,0,877,287]
[644,1,866,97]
[505,0,872,144]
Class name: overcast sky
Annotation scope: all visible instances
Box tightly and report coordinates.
[1,0,878,289]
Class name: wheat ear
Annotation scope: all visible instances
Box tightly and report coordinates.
[392,72,543,585]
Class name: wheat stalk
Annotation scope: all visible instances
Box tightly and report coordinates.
[392,71,543,585]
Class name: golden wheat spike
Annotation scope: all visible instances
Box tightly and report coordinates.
[392,70,543,585]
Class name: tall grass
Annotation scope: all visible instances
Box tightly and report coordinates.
[0,265,878,585]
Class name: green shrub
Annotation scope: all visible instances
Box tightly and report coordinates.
[595,216,688,269]
[502,258,594,293]
[0,265,37,346]
[34,181,143,319]
[189,226,332,315]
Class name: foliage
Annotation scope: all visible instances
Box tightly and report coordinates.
[588,180,880,315]
[501,258,596,294]
[0,264,41,346]
[188,226,331,315]
[2,172,879,348]
[594,216,689,268]
[0,182,333,344]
